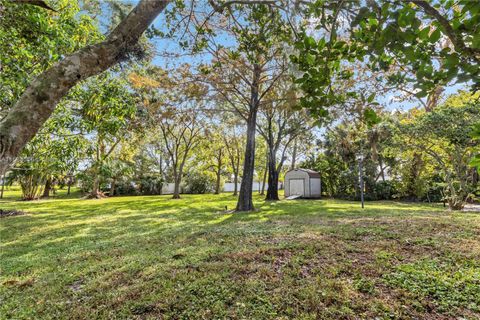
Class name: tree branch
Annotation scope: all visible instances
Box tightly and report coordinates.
[411,0,480,60]
[14,0,57,12]
[0,0,169,174]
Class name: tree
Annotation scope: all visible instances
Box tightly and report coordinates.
[7,102,83,200]
[0,0,169,174]
[221,121,245,196]
[395,101,480,210]
[78,73,138,198]
[208,133,227,195]
[0,0,102,118]
[158,107,204,199]
[196,3,292,210]
[257,83,313,200]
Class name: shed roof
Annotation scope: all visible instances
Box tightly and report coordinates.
[287,168,320,178]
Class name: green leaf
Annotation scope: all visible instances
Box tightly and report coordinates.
[368,18,379,27]
[418,26,430,40]
[429,28,441,43]
[364,107,381,127]
[367,93,375,103]
[306,53,315,65]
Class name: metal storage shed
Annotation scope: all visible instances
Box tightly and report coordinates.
[284,168,321,198]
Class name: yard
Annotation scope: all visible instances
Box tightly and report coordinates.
[1,190,479,319]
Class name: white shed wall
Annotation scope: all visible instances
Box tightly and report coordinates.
[309,178,321,197]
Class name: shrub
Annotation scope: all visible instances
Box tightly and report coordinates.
[185,171,216,194]
[138,176,163,195]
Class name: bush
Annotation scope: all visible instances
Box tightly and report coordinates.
[138,176,163,195]
[185,171,216,194]
[115,181,138,195]
[371,181,395,200]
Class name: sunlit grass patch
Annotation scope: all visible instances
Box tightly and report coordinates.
[1,193,479,319]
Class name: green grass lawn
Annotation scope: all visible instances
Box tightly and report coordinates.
[1,188,479,319]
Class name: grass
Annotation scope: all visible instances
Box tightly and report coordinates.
[1,186,479,319]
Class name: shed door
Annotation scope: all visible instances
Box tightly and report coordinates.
[289,179,304,196]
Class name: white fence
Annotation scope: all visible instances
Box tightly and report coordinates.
[161,183,176,194]
[160,182,283,194]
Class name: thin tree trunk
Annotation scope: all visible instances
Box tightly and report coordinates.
[215,149,222,194]
[260,154,268,195]
[0,0,169,174]
[0,173,5,199]
[425,85,443,112]
[379,157,386,182]
[159,153,163,195]
[215,169,221,194]
[290,139,297,170]
[233,172,239,196]
[236,64,261,212]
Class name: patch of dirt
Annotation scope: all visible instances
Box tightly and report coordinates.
[83,191,108,199]
[0,209,26,217]
[69,279,84,292]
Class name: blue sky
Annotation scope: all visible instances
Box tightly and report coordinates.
[112,0,468,113]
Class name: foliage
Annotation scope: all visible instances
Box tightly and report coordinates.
[0,0,102,116]
[303,118,395,201]
[293,1,480,120]
[77,72,139,197]
[138,175,164,195]
[470,122,480,171]
[394,100,480,209]
[351,1,480,94]
[9,103,84,200]
[184,170,216,194]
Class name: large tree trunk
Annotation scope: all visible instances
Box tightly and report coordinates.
[236,64,261,212]
[236,113,257,211]
[265,153,279,201]
[0,0,169,174]
[42,177,52,198]
[172,176,181,199]
[110,178,116,197]
[172,165,182,199]
[90,173,102,199]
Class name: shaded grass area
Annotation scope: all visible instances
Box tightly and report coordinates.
[1,190,479,319]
